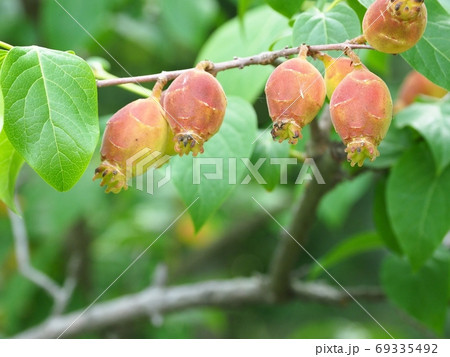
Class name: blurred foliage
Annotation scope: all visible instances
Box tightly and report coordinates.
[0,0,449,339]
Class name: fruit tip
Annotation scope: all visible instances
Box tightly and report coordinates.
[271,120,303,145]
[345,138,380,167]
[93,161,128,193]
[173,133,205,156]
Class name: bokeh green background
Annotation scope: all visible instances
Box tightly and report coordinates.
[0,0,448,338]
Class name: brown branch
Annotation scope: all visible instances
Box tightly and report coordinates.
[269,108,343,299]
[96,43,373,88]
[14,276,384,339]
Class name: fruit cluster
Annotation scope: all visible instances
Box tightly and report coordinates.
[265,45,393,167]
[94,0,436,192]
[94,62,227,193]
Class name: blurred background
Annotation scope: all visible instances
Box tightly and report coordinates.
[0,0,447,338]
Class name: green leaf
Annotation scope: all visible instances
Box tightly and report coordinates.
[366,123,414,169]
[0,82,3,134]
[160,0,219,50]
[264,0,304,18]
[250,130,290,191]
[345,0,369,22]
[0,81,24,212]
[1,46,99,192]
[197,6,289,103]
[401,1,450,91]
[437,0,450,14]
[396,99,450,173]
[0,49,7,66]
[381,250,449,333]
[373,178,402,254]
[0,131,24,212]
[318,172,374,229]
[292,3,361,49]
[171,97,258,231]
[309,232,383,279]
[387,143,450,269]
[356,0,373,8]
[238,0,253,23]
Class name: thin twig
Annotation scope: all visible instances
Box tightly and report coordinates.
[7,198,78,315]
[14,276,384,339]
[96,43,373,88]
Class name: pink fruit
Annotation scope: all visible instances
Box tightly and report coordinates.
[265,45,326,144]
[163,62,227,156]
[93,85,172,193]
[394,70,447,113]
[330,59,393,167]
[321,54,355,100]
[363,0,427,54]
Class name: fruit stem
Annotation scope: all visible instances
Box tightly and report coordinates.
[297,45,309,60]
[316,52,333,68]
[195,60,214,72]
[347,35,366,45]
[0,40,13,50]
[152,78,167,100]
[344,48,364,69]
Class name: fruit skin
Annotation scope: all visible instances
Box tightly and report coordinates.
[163,62,227,156]
[321,54,355,100]
[265,46,326,144]
[363,0,427,54]
[394,70,447,113]
[330,66,393,167]
[93,95,172,193]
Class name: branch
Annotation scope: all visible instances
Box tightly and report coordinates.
[8,199,79,315]
[269,107,344,299]
[14,276,384,339]
[96,43,373,88]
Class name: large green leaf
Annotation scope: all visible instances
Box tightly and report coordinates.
[309,232,383,279]
[381,250,449,333]
[401,1,450,91]
[160,0,218,50]
[437,0,450,13]
[0,131,24,212]
[318,172,374,229]
[346,0,369,22]
[387,143,450,269]
[197,6,289,103]
[396,99,450,173]
[265,0,304,18]
[357,0,373,7]
[1,46,99,192]
[0,82,3,134]
[171,97,258,231]
[365,123,413,169]
[373,178,402,254]
[0,80,24,212]
[292,3,361,50]
[0,49,7,66]
[238,0,253,23]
